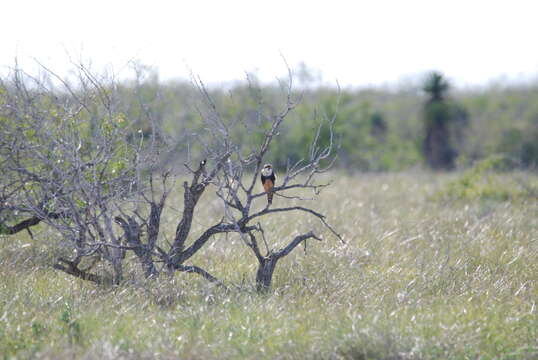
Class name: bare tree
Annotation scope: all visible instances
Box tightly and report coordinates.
[0,61,340,292]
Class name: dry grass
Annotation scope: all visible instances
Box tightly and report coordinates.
[1,172,537,359]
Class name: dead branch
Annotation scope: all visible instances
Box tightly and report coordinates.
[174,264,227,288]
[274,231,322,259]
[0,212,66,236]
[53,257,103,284]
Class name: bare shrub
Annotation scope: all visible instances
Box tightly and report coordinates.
[0,61,341,291]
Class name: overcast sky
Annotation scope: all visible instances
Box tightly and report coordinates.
[2,0,537,88]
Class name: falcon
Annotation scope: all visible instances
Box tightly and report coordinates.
[260,163,276,205]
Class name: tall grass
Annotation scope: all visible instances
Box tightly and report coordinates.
[1,172,537,359]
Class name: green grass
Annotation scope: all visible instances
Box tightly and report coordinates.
[1,172,537,359]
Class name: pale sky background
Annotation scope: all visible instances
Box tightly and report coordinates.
[2,0,538,88]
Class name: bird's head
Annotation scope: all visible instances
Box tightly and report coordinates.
[261,163,273,176]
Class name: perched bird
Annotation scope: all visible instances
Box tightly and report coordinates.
[260,163,276,205]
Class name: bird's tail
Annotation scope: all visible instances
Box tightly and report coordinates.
[267,191,273,205]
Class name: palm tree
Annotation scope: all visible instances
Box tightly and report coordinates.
[423,72,449,102]
[422,71,457,170]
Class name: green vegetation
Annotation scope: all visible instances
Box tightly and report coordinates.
[109,71,538,171]
[5,67,536,173]
[438,155,538,201]
[2,65,537,358]
[1,172,537,359]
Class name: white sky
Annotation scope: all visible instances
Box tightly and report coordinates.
[2,0,538,88]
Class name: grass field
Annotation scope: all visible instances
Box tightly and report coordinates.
[1,172,537,359]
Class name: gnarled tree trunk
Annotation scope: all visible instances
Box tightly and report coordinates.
[256,256,279,293]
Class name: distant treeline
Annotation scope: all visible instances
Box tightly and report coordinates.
[110,72,538,171]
